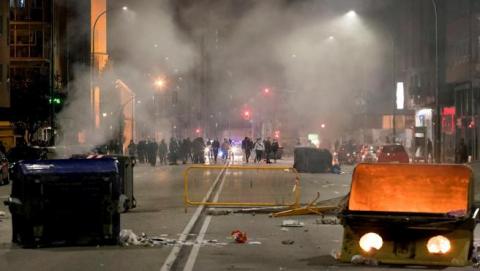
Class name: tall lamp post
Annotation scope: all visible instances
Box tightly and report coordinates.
[431,0,441,163]
[90,6,128,130]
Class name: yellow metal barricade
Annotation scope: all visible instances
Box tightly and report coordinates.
[183,165,301,208]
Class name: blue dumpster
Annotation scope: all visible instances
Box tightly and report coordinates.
[4,158,120,247]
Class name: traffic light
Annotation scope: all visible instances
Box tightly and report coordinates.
[49,97,62,105]
[243,110,251,120]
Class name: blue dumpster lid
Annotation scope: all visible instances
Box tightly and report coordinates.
[18,158,118,175]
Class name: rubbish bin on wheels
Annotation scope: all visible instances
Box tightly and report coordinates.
[4,158,121,247]
[293,147,332,173]
[70,154,136,213]
[107,155,136,213]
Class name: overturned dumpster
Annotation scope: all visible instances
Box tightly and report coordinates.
[339,163,475,267]
[4,158,120,247]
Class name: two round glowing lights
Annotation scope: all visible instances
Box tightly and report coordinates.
[359,233,451,255]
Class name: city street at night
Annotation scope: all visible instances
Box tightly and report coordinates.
[1,0,480,270]
[0,161,479,270]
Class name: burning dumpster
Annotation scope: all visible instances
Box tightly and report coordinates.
[4,158,120,247]
[339,163,475,266]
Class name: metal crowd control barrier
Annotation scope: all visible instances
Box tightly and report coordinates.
[183,165,301,208]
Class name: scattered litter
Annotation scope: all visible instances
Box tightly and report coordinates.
[0,211,5,217]
[330,249,341,260]
[207,208,232,216]
[316,216,339,225]
[119,229,142,246]
[119,229,226,247]
[231,230,248,243]
[334,191,340,194]
[236,206,288,214]
[280,227,289,232]
[160,234,169,237]
[473,245,480,268]
[282,220,304,227]
[248,241,262,245]
[281,240,295,245]
[350,255,378,266]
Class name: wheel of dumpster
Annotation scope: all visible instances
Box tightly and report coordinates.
[123,199,130,212]
[118,194,128,213]
[132,197,137,208]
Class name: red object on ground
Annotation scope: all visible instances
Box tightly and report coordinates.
[231,230,247,243]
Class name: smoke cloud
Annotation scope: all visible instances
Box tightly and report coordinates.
[56,0,393,152]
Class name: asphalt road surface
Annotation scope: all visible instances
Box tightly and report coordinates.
[0,159,478,271]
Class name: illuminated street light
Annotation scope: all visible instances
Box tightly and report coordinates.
[328,36,335,40]
[196,128,201,134]
[263,88,270,94]
[91,5,129,129]
[346,10,357,18]
[321,123,326,128]
[154,77,166,89]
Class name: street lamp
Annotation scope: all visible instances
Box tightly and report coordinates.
[154,77,167,89]
[431,0,441,163]
[90,5,128,129]
[115,79,136,149]
[346,10,357,18]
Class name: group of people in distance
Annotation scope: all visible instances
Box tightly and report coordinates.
[127,137,206,166]
[241,136,279,164]
[127,136,281,166]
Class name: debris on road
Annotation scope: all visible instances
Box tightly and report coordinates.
[350,255,379,266]
[280,227,289,232]
[119,229,143,246]
[231,230,248,243]
[330,249,341,260]
[281,240,295,245]
[248,241,262,245]
[472,244,480,268]
[281,219,304,227]
[315,216,339,225]
[206,208,232,216]
[119,229,227,247]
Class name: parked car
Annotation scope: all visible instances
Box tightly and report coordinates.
[377,144,409,163]
[361,146,377,163]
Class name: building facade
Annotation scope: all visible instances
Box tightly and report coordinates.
[445,0,480,161]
